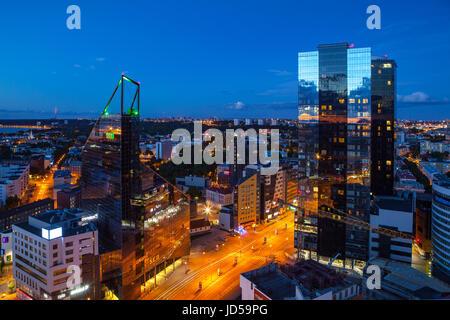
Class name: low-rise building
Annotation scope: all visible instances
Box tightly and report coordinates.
[190,218,211,236]
[206,186,234,206]
[0,228,13,264]
[12,209,99,300]
[370,196,414,264]
[176,175,210,193]
[53,170,73,187]
[240,261,361,300]
[0,198,54,232]
[218,205,234,232]
[363,257,450,300]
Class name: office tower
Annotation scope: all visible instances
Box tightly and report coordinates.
[12,210,98,300]
[297,43,396,266]
[81,75,190,299]
[371,58,397,196]
[431,180,450,284]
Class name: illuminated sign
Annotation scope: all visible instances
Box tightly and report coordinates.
[81,214,98,222]
[41,227,62,240]
[106,132,115,140]
[70,284,89,296]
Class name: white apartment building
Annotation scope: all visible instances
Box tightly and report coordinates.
[420,140,450,154]
[370,196,413,264]
[0,163,30,204]
[12,210,98,300]
[206,186,234,206]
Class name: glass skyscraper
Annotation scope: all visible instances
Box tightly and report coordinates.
[297,43,396,267]
[81,75,190,299]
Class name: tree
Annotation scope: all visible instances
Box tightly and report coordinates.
[8,281,15,293]
[0,146,12,160]
[186,186,202,200]
[4,196,21,210]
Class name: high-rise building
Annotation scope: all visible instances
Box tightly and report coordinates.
[371,57,397,196]
[80,75,190,299]
[297,43,397,266]
[431,180,450,284]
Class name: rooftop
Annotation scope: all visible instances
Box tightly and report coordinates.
[242,264,296,300]
[53,169,72,178]
[373,196,413,213]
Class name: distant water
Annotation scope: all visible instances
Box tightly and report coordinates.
[0,128,31,134]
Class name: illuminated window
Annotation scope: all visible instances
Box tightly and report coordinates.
[338,138,345,143]
[387,80,392,85]
[378,69,382,74]
[329,105,332,110]
[349,99,355,104]
[363,99,368,104]
[386,121,391,125]
[386,160,392,166]
[387,126,391,131]
[339,99,345,104]
[383,63,392,68]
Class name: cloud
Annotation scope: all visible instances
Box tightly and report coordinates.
[268,69,293,76]
[226,101,245,110]
[397,92,448,104]
[96,57,106,62]
[73,64,81,68]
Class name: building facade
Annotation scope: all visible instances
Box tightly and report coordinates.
[369,196,413,264]
[431,180,450,284]
[12,210,98,300]
[234,172,260,227]
[80,76,190,299]
[297,43,396,266]
[0,198,54,232]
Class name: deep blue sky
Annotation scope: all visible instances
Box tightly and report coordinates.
[0,0,449,120]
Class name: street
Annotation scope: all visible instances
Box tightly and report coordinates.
[142,210,295,300]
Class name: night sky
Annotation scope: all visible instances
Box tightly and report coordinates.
[0,0,449,120]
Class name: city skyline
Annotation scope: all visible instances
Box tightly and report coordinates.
[0,0,449,120]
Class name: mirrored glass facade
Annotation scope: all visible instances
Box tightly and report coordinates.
[297,43,394,265]
[81,79,190,299]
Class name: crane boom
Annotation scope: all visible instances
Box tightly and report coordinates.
[277,198,414,241]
